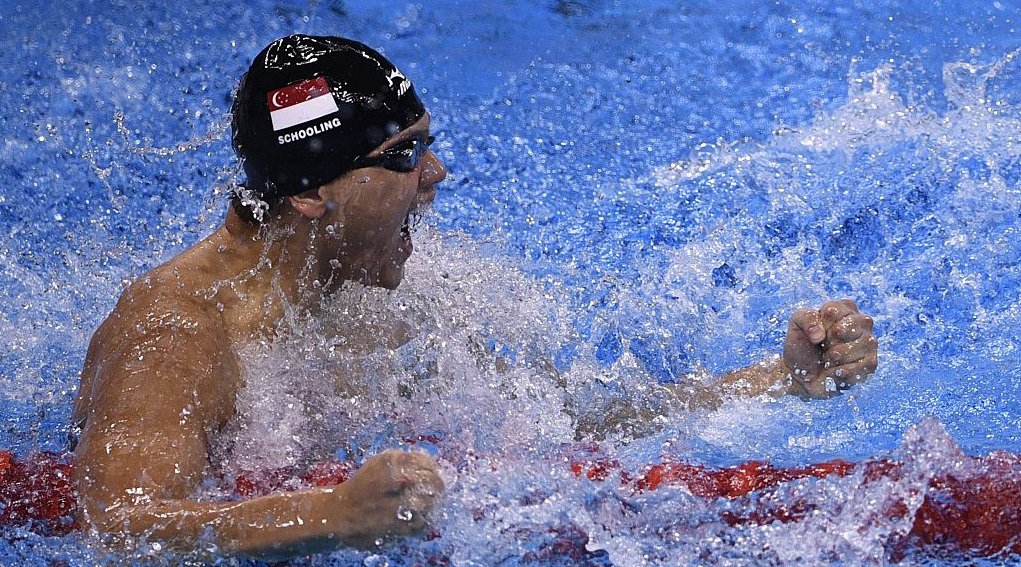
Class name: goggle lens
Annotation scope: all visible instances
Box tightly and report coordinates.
[354,135,434,173]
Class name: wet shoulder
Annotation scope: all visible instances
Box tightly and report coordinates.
[94,263,228,354]
[74,262,239,431]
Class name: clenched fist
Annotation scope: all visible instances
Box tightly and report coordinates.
[783,299,878,398]
[333,449,445,546]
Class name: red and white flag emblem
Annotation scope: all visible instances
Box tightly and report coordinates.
[266,77,339,131]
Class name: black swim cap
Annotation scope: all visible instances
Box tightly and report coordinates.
[232,35,425,201]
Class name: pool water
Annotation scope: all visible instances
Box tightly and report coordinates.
[2,0,1020,564]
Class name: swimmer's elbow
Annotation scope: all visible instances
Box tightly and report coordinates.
[79,498,222,557]
[76,501,148,552]
[77,498,148,537]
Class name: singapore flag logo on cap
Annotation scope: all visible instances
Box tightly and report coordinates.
[266,77,339,131]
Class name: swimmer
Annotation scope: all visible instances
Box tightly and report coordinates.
[70,34,878,559]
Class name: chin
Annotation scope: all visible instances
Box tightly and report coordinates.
[371,264,405,290]
[380,271,405,290]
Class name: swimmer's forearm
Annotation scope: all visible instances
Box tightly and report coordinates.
[89,484,364,560]
[659,358,793,411]
[716,356,793,398]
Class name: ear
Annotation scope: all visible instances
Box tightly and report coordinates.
[287,188,327,219]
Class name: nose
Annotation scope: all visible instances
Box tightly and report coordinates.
[415,151,446,206]
[419,151,447,188]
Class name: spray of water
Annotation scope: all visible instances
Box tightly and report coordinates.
[3,16,1021,561]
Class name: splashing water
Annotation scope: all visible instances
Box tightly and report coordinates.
[2,1,1021,565]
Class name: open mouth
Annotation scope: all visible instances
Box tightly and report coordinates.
[400,210,421,253]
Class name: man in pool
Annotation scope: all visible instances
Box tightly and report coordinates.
[70,35,878,559]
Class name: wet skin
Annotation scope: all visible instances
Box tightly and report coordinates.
[73,113,448,559]
[291,113,443,291]
[714,298,878,401]
[71,109,876,558]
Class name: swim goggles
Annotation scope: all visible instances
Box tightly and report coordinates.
[352,135,434,173]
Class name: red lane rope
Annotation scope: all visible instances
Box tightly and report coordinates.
[0,451,77,535]
[570,450,1021,557]
[4,449,1020,558]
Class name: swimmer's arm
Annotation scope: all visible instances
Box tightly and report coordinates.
[651,360,790,414]
[713,356,794,398]
[75,302,440,559]
[690,300,879,404]
[84,454,438,560]
[659,300,880,411]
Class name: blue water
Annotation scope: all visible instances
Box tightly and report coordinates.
[2,0,1021,564]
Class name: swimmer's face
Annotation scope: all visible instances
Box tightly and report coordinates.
[315,112,445,290]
